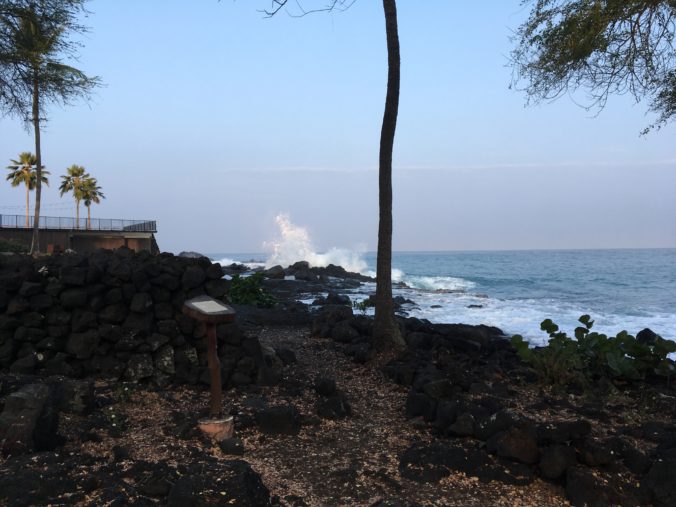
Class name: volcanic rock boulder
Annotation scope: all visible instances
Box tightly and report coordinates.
[255,405,301,435]
[0,383,59,454]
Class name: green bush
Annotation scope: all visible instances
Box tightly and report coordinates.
[229,272,276,308]
[0,239,28,253]
[512,315,676,388]
[352,299,371,315]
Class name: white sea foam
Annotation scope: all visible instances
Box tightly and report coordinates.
[343,283,676,345]
[407,293,676,345]
[260,215,676,345]
[366,268,475,292]
[263,214,478,294]
[402,275,476,292]
[215,256,238,266]
[215,257,265,270]
[363,268,406,280]
[264,214,368,273]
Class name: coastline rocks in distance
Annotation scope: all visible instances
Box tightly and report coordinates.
[636,328,660,345]
[365,294,416,310]
[177,251,206,259]
[312,292,352,306]
[262,265,285,279]
[276,260,375,283]
[222,263,249,275]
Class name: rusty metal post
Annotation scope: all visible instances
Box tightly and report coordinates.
[206,323,222,418]
[182,295,235,426]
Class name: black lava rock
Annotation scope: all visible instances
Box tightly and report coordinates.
[255,405,301,435]
[314,376,337,397]
[539,444,577,480]
[316,394,352,420]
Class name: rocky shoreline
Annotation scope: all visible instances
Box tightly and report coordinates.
[1,250,675,506]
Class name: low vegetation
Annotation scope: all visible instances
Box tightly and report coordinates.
[229,272,276,308]
[352,299,371,315]
[512,315,676,388]
[0,238,28,253]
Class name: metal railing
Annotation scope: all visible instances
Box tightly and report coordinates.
[0,214,157,232]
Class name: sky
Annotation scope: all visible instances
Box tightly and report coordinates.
[1,0,674,254]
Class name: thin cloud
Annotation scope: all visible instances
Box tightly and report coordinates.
[216,166,376,174]
[215,159,676,174]
[398,159,676,172]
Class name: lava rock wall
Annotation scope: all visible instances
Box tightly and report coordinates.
[0,249,271,387]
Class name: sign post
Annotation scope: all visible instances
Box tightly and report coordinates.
[182,295,236,438]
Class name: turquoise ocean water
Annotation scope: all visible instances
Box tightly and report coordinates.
[209,249,676,345]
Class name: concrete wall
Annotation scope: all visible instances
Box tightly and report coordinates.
[0,229,156,254]
[0,229,70,252]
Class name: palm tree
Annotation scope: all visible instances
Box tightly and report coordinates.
[80,176,104,230]
[59,164,90,229]
[0,2,100,253]
[5,151,49,227]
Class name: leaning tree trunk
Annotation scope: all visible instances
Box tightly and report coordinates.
[30,74,42,255]
[25,185,30,228]
[373,0,405,354]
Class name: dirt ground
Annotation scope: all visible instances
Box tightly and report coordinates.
[15,323,665,505]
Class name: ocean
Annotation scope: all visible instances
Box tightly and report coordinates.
[208,248,676,346]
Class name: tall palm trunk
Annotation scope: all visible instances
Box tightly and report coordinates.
[373,0,405,353]
[30,72,42,254]
[76,198,80,229]
[25,185,30,228]
[87,205,91,230]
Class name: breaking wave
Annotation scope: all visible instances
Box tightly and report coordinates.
[263,214,475,291]
[264,214,368,273]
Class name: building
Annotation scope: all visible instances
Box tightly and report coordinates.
[0,214,159,253]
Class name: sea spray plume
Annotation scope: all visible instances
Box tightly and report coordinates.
[264,214,315,268]
[264,214,368,274]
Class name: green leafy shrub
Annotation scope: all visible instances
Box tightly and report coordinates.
[352,299,371,315]
[512,315,676,388]
[0,239,28,253]
[229,272,276,308]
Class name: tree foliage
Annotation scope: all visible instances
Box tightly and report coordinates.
[0,0,100,252]
[59,163,89,227]
[80,175,104,229]
[6,151,49,190]
[261,0,353,17]
[0,0,97,123]
[511,0,676,133]
[6,151,49,226]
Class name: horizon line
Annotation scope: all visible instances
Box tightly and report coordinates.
[201,246,676,256]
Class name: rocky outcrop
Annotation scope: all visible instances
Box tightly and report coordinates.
[307,305,674,507]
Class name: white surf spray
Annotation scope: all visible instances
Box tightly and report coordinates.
[264,214,368,273]
[214,257,265,269]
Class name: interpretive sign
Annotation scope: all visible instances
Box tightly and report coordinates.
[182,295,236,418]
[183,295,236,324]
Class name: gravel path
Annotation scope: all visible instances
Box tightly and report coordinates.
[239,324,569,506]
